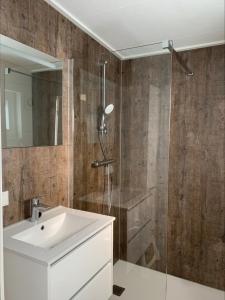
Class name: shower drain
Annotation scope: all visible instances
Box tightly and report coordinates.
[113,285,125,296]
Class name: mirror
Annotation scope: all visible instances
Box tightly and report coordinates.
[0,35,63,148]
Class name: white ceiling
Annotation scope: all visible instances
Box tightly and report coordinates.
[46,0,224,59]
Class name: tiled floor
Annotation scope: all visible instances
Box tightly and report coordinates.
[110,260,224,300]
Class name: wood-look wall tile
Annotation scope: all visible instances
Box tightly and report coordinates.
[30,0,50,54]
[22,147,50,179]
[22,176,50,200]
[48,4,58,57]
[168,45,225,290]
[55,14,70,59]
[0,0,33,46]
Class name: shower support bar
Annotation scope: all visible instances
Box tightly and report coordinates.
[163,40,194,76]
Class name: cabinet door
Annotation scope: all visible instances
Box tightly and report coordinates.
[50,225,112,300]
[73,263,112,300]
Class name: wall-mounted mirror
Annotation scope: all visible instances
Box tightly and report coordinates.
[0,35,63,148]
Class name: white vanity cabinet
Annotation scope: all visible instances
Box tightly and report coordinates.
[49,225,113,300]
[4,207,114,300]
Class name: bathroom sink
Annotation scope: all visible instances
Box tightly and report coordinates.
[12,212,95,249]
[4,206,114,265]
[4,206,115,300]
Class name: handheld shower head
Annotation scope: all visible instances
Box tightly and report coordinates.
[98,104,114,135]
[104,104,114,115]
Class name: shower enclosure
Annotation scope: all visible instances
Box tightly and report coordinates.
[73,41,172,299]
[114,43,172,299]
[73,40,225,299]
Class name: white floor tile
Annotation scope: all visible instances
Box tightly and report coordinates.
[110,260,224,300]
[110,260,167,300]
[166,275,224,300]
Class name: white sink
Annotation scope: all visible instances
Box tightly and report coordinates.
[12,212,95,249]
[4,206,115,300]
[4,206,114,265]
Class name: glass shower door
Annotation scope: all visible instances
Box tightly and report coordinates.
[73,42,172,300]
[114,43,172,300]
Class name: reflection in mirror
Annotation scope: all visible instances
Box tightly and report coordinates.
[0,35,63,148]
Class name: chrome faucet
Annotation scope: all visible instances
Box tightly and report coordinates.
[30,198,50,223]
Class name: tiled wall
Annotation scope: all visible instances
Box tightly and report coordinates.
[168,45,225,290]
[3,146,69,225]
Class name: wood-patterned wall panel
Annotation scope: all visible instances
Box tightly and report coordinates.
[168,45,225,290]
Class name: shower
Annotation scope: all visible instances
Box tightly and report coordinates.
[98,60,114,135]
[91,59,115,215]
[92,59,115,166]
